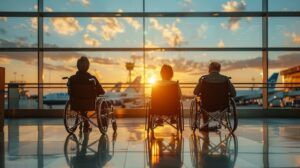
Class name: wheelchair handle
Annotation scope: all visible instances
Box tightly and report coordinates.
[62,77,69,80]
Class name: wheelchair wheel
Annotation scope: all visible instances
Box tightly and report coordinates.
[64,101,79,134]
[226,98,238,132]
[64,133,79,166]
[112,121,117,132]
[189,100,197,131]
[226,134,238,168]
[97,99,110,134]
[97,134,111,167]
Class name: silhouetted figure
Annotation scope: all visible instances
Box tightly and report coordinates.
[68,56,105,132]
[155,64,181,125]
[193,62,236,131]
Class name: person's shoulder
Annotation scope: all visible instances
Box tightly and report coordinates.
[219,73,231,80]
[199,74,209,82]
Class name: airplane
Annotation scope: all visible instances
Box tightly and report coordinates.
[43,76,144,108]
[235,73,279,105]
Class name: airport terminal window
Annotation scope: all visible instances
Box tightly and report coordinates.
[43,17,143,48]
[269,17,300,48]
[0,52,38,109]
[268,51,300,108]
[145,17,262,48]
[145,0,262,12]
[44,0,143,12]
[0,17,38,48]
[43,51,144,109]
[0,0,300,110]
[269,0,300,11]
[146,51,263,108]
[0,0,37,12]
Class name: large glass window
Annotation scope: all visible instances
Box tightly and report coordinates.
[0,0,37,12]
[269,17,300,48]
[0,52,38,109]
[44,0,142,12]
[146,17,262,48]
[0,17,37,48]
[44,17,143,48]
[146,0,262,12]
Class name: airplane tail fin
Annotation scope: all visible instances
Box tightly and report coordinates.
[268,73,279,91]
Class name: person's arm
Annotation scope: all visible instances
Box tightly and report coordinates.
[228,79,236,97]
[193,78,202,95]
[94,77,105,95]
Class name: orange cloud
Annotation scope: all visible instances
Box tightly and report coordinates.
[91,17,124,40]
[83,34,100,47]
[51,17,82,36]
[149,18,184,47]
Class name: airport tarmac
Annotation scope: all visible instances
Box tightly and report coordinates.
[2,118,300,168]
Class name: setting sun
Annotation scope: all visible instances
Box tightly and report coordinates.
[148,76,157,84]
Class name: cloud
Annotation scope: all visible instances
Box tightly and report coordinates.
[222,0,246,12]
[145,40,159,48]
[51,17,82,36]
[218,39,225,48]
[83,33,100,47]
[91,17,124,40]
[149,18,184,47]
[91,57,119,65]
[285,32,300,44]
[0,17,7,22]
[221,0,247,31]
[86,24,97,32]
[123,17,141,30]
[82,0,89,6]
[197,24,208,39]
[0,38,34,48]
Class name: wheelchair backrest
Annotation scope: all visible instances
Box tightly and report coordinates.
[68,77,97,111]
[151,82,181,115]
[200,79,229,111]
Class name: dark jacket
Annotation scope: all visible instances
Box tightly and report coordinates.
[193,72,236,97]
[68,71,105,96]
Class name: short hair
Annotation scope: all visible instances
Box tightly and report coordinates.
[209,62,221,72]
[77,56,90,72]
[160,64,174,80]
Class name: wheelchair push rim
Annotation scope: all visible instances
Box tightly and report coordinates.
[64,101,79,134]
[97,99,110,134]
[226,98,238,132]
[189,100,197,131]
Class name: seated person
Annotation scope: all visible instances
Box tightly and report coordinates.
[193,62,236,131]
[68,56,105,132]
[154,64,182,125]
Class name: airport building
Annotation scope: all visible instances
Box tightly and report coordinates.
[1,0,300,167]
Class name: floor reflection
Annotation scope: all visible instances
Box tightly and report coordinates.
[64,132,117,168]
[189,132,238,168]
[2,119,300,167]
[146,132,183,168]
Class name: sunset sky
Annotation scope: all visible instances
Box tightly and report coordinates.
[0,0,300,87]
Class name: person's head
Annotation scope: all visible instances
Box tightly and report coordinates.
[209,62,221,73]
[160,64,174,80]
[77,56,90,72]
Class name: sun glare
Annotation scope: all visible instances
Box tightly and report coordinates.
[148,76,157,84]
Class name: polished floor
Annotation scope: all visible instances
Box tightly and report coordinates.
[1,118,300,168]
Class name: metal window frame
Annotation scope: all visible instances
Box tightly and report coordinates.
[1,0,300,109]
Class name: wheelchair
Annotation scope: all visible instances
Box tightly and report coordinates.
[145,132,183,168]
[189,79,238,132]
[64,132,117,168]
[63,77,117,134]
[189,132,238,168]
[145,82,184,133]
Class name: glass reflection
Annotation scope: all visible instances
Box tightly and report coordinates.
[146,132,183,168]
[189,132,238,168]
[64,132,117,168]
